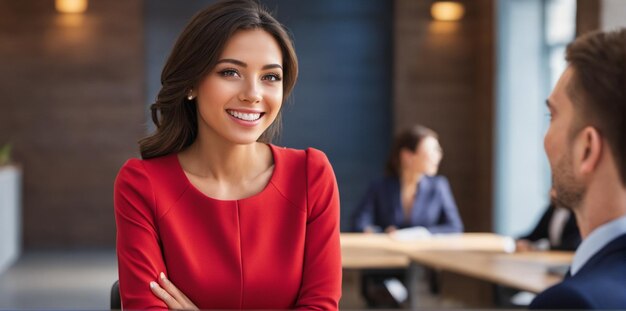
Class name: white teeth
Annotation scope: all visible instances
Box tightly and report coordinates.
[227,110,261,121]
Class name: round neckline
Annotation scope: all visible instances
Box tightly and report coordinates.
[173,144,278,203]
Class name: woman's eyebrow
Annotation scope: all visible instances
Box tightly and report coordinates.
[262,64,283,70]
[216,58,246,67]
[216,58,282,70]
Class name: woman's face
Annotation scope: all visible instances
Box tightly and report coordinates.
[193,29,284,145]
[402,136,443,176]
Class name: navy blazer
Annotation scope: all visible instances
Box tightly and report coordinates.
[530,233,626,309]
[351,175,463,233]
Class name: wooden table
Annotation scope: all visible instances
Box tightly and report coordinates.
[340,233,574,308]
[341,247,409,269]
[341,232,516,252]
[341,232,516,269]
[406,250,572,294]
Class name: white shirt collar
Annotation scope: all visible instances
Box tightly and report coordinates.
[571,215,626,275]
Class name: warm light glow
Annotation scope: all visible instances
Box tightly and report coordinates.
[431,1,465,22]
[55,0,88,14]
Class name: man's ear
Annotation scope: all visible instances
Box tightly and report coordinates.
[578,126,603,176]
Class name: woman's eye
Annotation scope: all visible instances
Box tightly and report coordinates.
[263,73,282,82]
[219,69,240,78]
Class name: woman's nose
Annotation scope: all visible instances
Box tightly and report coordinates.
[239,80,262,103]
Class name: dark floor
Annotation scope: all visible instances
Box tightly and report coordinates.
[0,251,117,309]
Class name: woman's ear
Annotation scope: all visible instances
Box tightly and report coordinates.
[577,126,603,176]
[399,148,413,167]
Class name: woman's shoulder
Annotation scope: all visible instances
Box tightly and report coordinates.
[270,144,336,187]
[116,157,146,182]
[422,175,452,193]
[424,175,449,184]
[270,144,305,161]
[118,154,178,176]
[115,154,188,213]
[268,145,334,209]
[270,144,332,170]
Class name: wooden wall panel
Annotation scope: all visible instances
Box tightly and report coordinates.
[576,0,601,36]
[0,0,144,249]
[394,0,494,231]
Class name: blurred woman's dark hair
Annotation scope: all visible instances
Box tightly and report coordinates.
[139,0,298,159]
[385,125,439,177]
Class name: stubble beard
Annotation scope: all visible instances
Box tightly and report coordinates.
[551,151,585,210]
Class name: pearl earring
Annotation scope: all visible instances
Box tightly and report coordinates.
[187,90,194,100]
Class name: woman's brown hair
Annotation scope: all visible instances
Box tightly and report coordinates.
[139,0,298,159]
[385,125,439,177]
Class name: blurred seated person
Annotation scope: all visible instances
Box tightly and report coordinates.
[497,189,581,307]
[516,189,581,252]
[352,125,463,235]
[351,125,463,307]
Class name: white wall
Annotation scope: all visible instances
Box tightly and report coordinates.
[495,0,550,236]
[0,166,21,274]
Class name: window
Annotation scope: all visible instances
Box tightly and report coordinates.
[494,0,575,236]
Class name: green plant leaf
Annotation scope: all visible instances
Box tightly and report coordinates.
[0,143,12,166]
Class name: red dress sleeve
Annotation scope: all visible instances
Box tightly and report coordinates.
[114,159,168,310]
[295,148,342,310]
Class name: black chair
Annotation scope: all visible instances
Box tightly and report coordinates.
[111,280,121,310]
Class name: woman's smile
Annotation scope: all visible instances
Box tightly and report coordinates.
[226,109,265,127]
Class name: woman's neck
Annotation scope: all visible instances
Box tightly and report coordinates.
[179,131,272,184]
[400,170,423,189]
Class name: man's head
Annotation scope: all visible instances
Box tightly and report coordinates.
[544,28,626,210]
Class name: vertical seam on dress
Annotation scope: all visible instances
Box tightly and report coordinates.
[236,200,244,309]
[295,149,310,304]
[139,161,159,234]
[305,149,310,219]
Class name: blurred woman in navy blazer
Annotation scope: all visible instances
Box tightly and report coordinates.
[352,125,463,234]
[351,125,463,307]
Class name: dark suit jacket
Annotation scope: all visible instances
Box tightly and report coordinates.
[530,233,626,309]
[351,175,463,233]
[520,204,581,251]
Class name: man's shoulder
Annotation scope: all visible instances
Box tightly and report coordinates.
[530,249,626,309]
[530,279,593,309]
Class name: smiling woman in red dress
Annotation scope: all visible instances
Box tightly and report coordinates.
[113,1,341,309]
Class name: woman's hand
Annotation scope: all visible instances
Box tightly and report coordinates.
[150,272,199,310]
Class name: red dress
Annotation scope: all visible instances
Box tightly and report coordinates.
[114,145,342,310]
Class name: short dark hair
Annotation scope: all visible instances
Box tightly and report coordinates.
[139,0,298,159]
[385,125,439,177]
[565,28,626,186]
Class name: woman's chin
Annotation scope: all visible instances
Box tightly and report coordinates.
[219,127,269,145]
[425,169,439,176]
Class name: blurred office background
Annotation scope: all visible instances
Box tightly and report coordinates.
[0,0,625,308]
